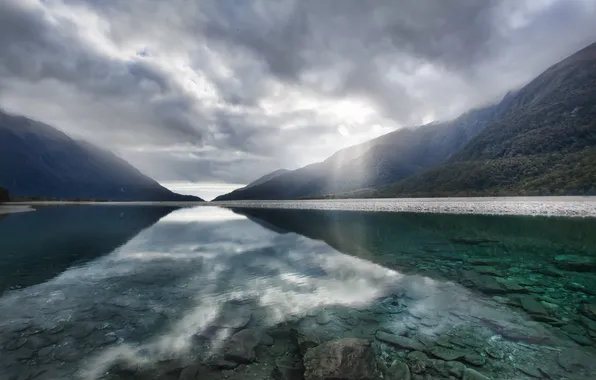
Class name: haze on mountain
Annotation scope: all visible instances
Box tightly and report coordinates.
[1,1,596,201]
[216,41,596,200]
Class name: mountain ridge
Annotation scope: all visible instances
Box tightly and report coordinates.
[0,109,204,201]
[215,41,596,200]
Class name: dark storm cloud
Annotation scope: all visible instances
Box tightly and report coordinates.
[0,0,595,185]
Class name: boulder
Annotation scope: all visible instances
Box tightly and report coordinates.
[223,329,261,364]
[303,338,379,380]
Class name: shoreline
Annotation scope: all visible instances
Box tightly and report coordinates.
[0,205,35,215]
[2,196,596,217]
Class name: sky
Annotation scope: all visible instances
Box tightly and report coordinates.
[1,0,596,199]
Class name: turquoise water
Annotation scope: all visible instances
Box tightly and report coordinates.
[0,205,595,380]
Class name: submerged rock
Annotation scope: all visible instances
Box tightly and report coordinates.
[519,295,549,315]
[462,367,492,380]
[429,346,467,361]
[375,331,425,351]
[557,349,596,376]
[303,338,379,380]
[223,329,262,364]
[554,255,596,272]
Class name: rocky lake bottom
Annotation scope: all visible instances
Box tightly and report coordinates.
[0,203,596,380]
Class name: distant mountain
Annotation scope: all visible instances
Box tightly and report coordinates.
[366,41,596,197]
[214,97,508,201]
[0,110,203,201]
[242,169,290,190]
[216,41,596,200]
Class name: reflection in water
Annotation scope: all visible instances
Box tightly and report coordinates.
[0,205,178,293]
[0,206,595,380]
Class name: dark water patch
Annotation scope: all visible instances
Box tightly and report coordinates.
[0,205,178,293]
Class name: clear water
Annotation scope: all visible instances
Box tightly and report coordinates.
[1,205,595,380]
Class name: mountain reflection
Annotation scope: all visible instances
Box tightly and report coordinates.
[0,205,179,293]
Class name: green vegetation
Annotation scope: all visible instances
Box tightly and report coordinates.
[362,148,596,198]
[356,42,596,199]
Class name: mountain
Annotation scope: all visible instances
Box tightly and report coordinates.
[241,169,290,190]
[0,110,203,201]
[217,41,596,200]
[214,102,507,201]
[366,41,596,197]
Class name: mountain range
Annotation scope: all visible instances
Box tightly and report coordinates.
[0,110,203,201]
[215,41,596,200]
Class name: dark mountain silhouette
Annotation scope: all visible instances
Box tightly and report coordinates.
[0,205,178,292]
[0,109,203,201]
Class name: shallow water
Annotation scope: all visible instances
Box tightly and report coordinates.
[1,205,596,380]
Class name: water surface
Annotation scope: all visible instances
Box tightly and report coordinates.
[1,205,595,380]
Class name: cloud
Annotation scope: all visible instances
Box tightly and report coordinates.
[0,0,595,187]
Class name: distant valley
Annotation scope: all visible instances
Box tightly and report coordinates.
[215,41,596,201]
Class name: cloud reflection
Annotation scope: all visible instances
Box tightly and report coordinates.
[0,206,568,380]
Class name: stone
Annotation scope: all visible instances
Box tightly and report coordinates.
[566,282,596,295]
[580,302,596,321]
[484,347,504,360]
[315,310,333,325]
[386,360,411,380]
[303,338,379,380]
[495,278,528,293]
[429,347,466,361]
[461,271,506,294]
[519,295,549,315]
[536,267,564,277]
[376,332,425,351]
[557,349,596,375]
[516,365,541,378]
[463,354,486,367]
[462,367,492,380]
[295,329,321,356]
[568,333,593,346]
[178,363,212,380]
[554,255,596,272]
[272,358,304,380]
[223,329,261,364]
[446,361,465,378]
[213,303,252,329]
[579,315,596,331]
[406,351,429,374]
[4,338,27,350]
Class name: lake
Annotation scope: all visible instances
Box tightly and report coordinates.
[1,204,596,380]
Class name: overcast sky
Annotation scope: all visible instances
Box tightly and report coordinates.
[1,0,596,199]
